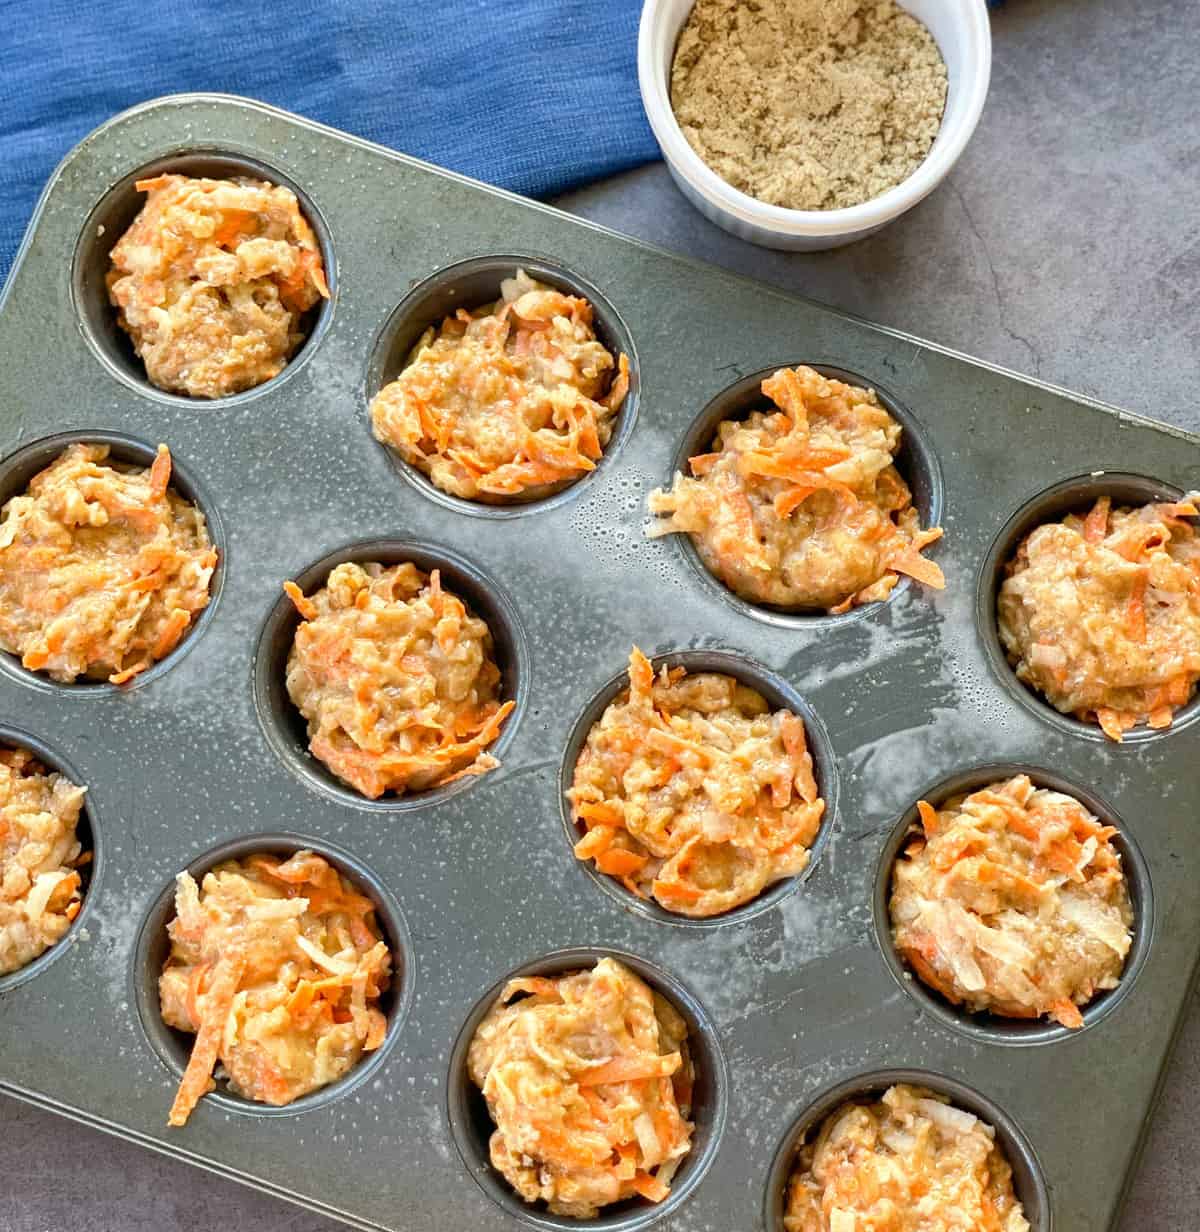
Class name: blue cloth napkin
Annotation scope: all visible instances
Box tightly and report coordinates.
[0,0,657,285]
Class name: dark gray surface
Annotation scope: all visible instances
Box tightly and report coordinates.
[3,1,1199,1229]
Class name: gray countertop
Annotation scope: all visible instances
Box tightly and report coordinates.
[2,0,1197,1228]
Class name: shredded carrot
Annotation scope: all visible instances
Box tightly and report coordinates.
[620,874,647,898]
[148,444,172,498]
[574,826,615,860]
[1148,676,1192,709]
[773,485,817,518]
[153,608,192,659]
[108,660,150,685]
[651,877,704,904]
[1043,838,1085,879]
[211,209,257,248]
[890,548,945,590]
[265,851,328,884]
[186,961,212,1028]
[761,367,812,431]
[605,353,631,413]
[364,1007,387,1051]
[631,1171,671,1203]
[1095,707,1132,742]
[278,248,328,313]
[1002,809,1041,844]
[435,755,499,787]
[594,848,648,877]
[628,645,655,698]
[577,1053,680,1087]
[916,800,939,837]
[578,800,624,827]
[1158,501,1199,521]
[1050,997,1085,1030]
[169,951,246,1127]
[1083,496,1111,543]
[283,579,318,621]
[287,980,316,1018]
[505,977,563,1001]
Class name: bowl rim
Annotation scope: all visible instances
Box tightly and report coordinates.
[637,0,993,239]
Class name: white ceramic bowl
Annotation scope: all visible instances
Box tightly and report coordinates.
[638,0,992,251]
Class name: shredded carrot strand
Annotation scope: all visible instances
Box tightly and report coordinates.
[631,1171,671,1202]
[890,548,945,590]
[148,444,172,499]
[1050,997,1085,1030]
[916,800,939,837]
[594,848,647,877]
[169,951,246,1127]
[577,1053,680,1087]
[283,579,318,621]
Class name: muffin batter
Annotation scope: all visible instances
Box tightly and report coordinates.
[0,443,217,684]
[467,958,694,1217]
[998,494,1200,740]
[160,850,391,1126]
[284,562,514,798]
[890,775,1133,1028]
[785,1083,1029,1232]
[0,746,87,976]
[648,366,943,611]
[370,269,629,501]
[107,174,329,398]
[569,648,825,917]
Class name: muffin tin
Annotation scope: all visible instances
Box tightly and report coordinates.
[0,93,1198,1231]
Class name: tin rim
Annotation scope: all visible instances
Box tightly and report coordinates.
[872,762,1155,1046]
[70,148,336,407]
[0,429,226,696]
[363,253,640,520]
[252,538,529,811]
[557,648,840,928]
[130,831,414,1118]
[763,1067,1052,1231]
[655,364,945,628]
[0,726,101,996]
[978,471,1200,744]
[445,946,728,1231]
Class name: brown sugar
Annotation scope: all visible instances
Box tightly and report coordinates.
[670,0,948,211]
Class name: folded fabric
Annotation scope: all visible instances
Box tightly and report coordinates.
[0,0,657,284]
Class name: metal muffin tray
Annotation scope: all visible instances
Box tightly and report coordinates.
[1,93,1198,1232]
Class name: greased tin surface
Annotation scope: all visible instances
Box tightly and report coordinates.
[1,93,1198,1232]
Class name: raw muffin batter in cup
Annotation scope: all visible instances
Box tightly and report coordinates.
[283,562,514,799]
[785,1083,1029,1232]
[648,366,943,612]
[107,173,330,398]
[159,849,392,1126]
[890,775,1133,1029]
[998,494,1200,740]
[370,268,630,502]
[0,443,217,684]
[467,957,694,1217]
[0,745,88,977]
[569,647,825,917]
